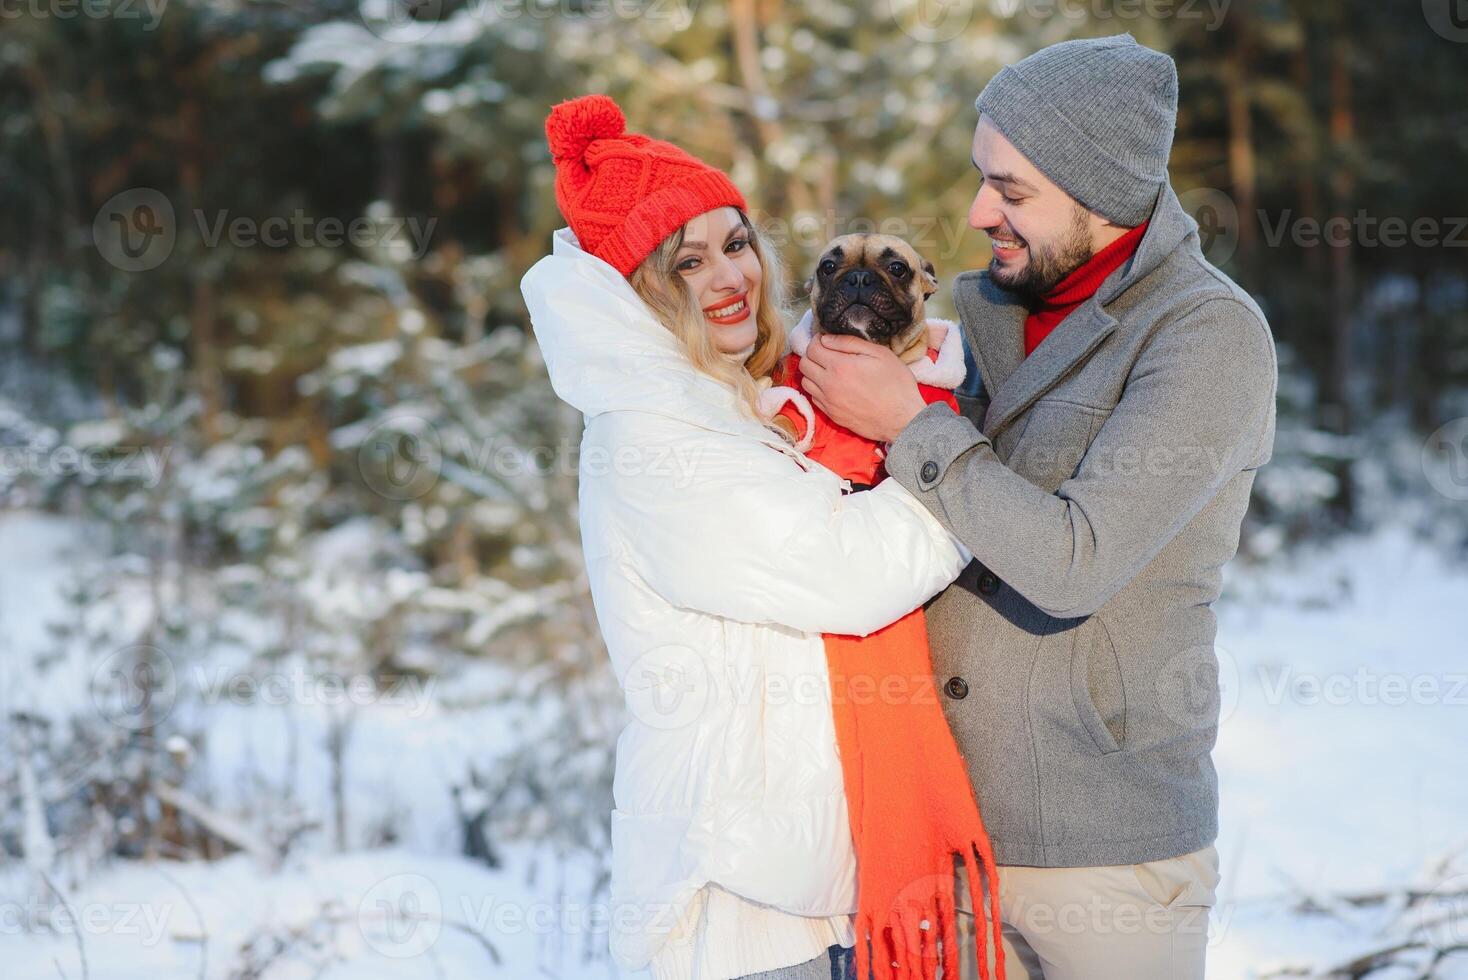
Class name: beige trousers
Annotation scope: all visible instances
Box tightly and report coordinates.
[948,845,1220,980]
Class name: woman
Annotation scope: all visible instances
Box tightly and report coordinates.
[520,95,969,980]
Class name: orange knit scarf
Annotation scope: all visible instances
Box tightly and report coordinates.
[825,615,1005,980]
[775,342,1006,980]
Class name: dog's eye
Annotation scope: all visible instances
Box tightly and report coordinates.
[818,259,837,276]
[888,262,910,278]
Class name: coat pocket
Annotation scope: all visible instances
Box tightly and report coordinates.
[1069,616,1126,754]
[1007,398,1111,493]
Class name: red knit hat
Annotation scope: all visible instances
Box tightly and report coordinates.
[544,94,748,276]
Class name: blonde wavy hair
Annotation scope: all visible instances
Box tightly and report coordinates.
[628,209,796,445]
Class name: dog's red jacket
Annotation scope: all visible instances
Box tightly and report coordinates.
[762,310,967,486]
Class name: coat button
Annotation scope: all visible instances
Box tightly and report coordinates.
[945,676,969,699]
[977,571,1000,595]
[920,461,939,482]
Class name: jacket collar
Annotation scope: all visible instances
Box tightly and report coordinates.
[521,227,799,451]
[791,309,968,390]
[955,183,1198,436]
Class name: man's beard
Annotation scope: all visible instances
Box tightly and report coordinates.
[989,204,1094,302]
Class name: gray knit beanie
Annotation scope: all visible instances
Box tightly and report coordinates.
[975,33,1177,227]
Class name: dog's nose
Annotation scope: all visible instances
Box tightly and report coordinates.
[842,268,875,290]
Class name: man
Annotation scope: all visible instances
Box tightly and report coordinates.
[801,34,1277,979]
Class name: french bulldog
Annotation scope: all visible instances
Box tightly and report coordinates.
[805,233,941,364]
[758,233,965,487]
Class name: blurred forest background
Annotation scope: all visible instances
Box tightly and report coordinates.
[2,1,1467,977]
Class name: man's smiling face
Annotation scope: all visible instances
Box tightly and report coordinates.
[968,113,1105,300]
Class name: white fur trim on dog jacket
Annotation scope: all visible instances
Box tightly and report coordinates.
[760,311,969,458]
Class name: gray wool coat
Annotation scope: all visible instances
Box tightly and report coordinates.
[885,182,1278,868]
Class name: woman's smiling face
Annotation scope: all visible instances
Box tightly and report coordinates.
[672,207,763,353]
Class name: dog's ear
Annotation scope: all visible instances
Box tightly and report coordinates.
[920,260,938,300]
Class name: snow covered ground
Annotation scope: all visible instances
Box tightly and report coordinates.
[1209,526,1468,978]
[2,509,1465,979]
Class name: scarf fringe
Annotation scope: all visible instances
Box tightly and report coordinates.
[852,839,1006,980]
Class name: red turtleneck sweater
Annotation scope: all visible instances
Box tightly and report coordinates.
[1023,220,1149,357]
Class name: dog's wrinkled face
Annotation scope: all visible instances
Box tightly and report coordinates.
[806,234,939,348]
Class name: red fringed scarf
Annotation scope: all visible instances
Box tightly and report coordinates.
[825,615,1005,980]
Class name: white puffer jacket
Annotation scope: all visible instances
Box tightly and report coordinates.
[520,228,969,978]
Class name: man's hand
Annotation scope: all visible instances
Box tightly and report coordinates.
[801,332,928,444]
